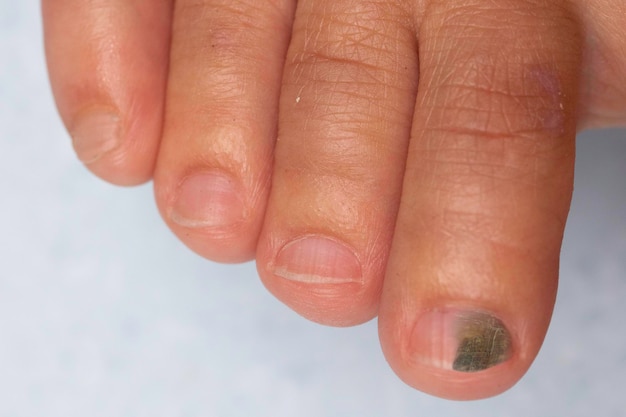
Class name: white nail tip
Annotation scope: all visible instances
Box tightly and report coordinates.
[273,266,360,285]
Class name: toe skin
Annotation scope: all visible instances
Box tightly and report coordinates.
[378,0,583,399]
[152,0,295,263]
[43,0,173,185]
[256,0,418,326]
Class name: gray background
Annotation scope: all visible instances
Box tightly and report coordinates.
[2,2,625,416]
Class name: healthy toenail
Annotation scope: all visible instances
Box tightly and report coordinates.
[170,171,246,229]
[412,309,512,372]
[70,111,120,164]
[272,236,363,285]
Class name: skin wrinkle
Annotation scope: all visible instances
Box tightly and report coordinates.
[440,209,505,237]
[285,4,416,173]
[418,64,567,143]
[172,1,292,73]
[415,149,556,201]
[438,206,546,254]
[290,1,414,86]
[178,0,290,25]
[305,82,408,120]
[412,57,568,258]
[297,29,408,74]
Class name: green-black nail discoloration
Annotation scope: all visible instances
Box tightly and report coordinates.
[452,312,511,372]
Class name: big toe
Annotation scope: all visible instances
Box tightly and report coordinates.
[378,0,583,399]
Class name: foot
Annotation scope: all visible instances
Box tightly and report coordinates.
[43,0,626,399]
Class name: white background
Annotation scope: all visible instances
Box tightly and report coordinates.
[1,2,626,416]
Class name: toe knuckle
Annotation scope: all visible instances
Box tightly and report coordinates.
[420,0,583,139]
[174,0,286,62]
[290,1,412,74]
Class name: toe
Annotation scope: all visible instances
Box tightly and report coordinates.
[42,0,173,185]
[153,0,295,262]
[378,0,583,399]
[256,0,418,326]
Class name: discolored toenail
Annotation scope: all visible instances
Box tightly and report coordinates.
[70,111,120,164]
[272,235,363,285]
[170,171,246,230]
[452,312,512,372]
[412,309,512,372]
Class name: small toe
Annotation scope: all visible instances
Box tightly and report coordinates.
[256,0,418,326]
[43,0,173,185]
[153,0,295,262]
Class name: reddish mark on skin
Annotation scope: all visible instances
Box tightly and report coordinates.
[528,68,566,133]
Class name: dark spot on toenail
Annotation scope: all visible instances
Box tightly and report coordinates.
[452,312,511,372]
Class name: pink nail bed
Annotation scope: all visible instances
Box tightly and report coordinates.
[273,235,363,285]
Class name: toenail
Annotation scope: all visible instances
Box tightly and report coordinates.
[70,111,120,164]
[412,309,512,372]
[170,171,246,229]
[272,236,363,285]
